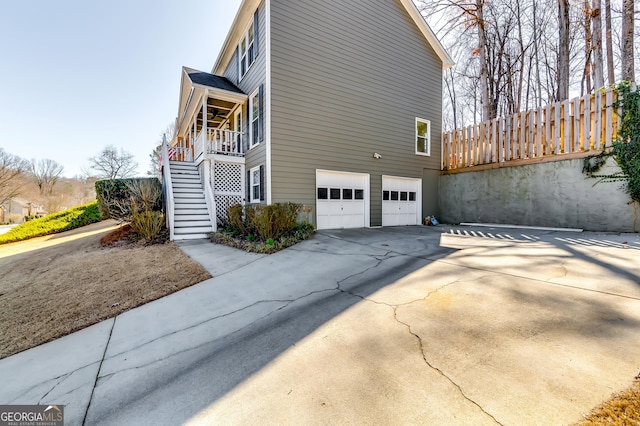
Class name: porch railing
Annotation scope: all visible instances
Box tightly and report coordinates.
[206,129,244,156]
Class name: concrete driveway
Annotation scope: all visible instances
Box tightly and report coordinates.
[1,226,640,425]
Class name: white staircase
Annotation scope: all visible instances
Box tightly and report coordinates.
[169,161,214,240]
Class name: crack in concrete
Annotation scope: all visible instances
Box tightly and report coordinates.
[337,275,504,426]
[82,318,116,426]
[37,372,71,404]
[393,310,504,426]
[96,288,343,380]
[323,232,640,302]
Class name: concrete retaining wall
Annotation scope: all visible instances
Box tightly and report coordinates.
[439,158,638,232]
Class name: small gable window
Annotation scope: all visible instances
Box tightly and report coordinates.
[416,118,431,156]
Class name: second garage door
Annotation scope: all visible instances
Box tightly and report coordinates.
[382,176,421,226]
[316,170,369,230]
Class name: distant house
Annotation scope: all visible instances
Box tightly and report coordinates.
[0,198,45,223]
[162,0,453,239]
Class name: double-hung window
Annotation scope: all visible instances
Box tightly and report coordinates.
[239,22,255,79]
[415,118,431,156]
[250,166,261,203]
[249,89,260,147]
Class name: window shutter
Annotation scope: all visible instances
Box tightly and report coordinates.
[259,165,265,201]
[254,10,259,57]
[244,103,250,152]
[246,169,251,203]
[258,84,264,143]
[236,45,241,82]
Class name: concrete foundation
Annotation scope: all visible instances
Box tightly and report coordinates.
[439,158,638,232]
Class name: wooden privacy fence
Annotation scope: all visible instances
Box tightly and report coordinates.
[442,88,620,171]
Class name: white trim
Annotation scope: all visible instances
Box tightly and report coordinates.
[415,117,431,156]
[316,169,370,229]
[248,88,260,148]
[249,165,261,203]
[265,0,272,204]
[213,0,261,75]
[398,0,454,69]
[381,175,422,226]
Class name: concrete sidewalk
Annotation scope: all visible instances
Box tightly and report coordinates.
[1,226,640,425]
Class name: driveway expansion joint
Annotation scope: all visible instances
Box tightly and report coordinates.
[82,317,116,426]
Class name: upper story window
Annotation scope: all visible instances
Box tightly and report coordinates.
[239,21,256,79]
[415,118,431,156]
[249,89,260,147]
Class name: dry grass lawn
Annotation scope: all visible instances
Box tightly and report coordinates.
[576,380,640,425]
[0,220,211,359]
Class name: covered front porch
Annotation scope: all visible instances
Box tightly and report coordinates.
[172,67,248,162]
[160,67,248,240]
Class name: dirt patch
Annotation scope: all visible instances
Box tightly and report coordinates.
[0,220,211,359]
[576,380,640,425]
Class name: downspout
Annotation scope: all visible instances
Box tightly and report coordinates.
[161,135,176,241]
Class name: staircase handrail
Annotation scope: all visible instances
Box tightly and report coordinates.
[161,135,176,240]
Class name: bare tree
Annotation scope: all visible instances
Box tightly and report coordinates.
[558,0,571,100]
[148,122,175,176]
[622,0,635,82]
[591,0,605,88]
[88,145,138,179]
[30,158,64,195]
[604,0,615,84]
[0,148,28,205]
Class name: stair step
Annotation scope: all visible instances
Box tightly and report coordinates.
[175,198,207,210]
[172,181,202,187]
[171,167,199,176]
[173,233,210,240]
[169,161,196,167]
[174,214,211,221]
[172,176,201,183]
[174,193,205,199]
[175,220,212,228]
[174,203,209,215]
[174,226,213,234]
[173,187,203,193]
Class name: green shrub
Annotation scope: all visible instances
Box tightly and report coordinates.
[130,210,164,241]
[0,202,102,244]
[227,204,247,235]
[95,178,162,221]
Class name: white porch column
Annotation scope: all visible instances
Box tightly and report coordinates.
[202,89,208,153]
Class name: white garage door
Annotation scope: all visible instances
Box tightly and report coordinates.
[316,170,369,230]
[382,176,421,226]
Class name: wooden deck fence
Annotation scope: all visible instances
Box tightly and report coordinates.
[441,88,620,171]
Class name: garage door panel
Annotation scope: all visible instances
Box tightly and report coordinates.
[316,171,368,230]
[382,176,421,227]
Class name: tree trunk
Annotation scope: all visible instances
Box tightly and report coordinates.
[476,0,492,121]
[604,0,615,84]
[582,0,593,95]
[591,0,604,89]
[622,0,635,82]
[558,0,570,101]
[533,0,542,108]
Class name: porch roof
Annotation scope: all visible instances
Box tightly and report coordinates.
[187,71,244,95]
[176,67,248,138]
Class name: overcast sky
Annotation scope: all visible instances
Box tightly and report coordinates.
[0,0,242,177]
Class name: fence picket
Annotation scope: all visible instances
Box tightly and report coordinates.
[441,87,620,170]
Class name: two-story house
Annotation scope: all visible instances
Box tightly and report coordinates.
[162,0,452,239]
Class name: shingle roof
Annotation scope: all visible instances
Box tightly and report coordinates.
[187,72,245,94]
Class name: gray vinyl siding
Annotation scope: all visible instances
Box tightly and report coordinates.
[270,0,443,226]
[221,0,267,200]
